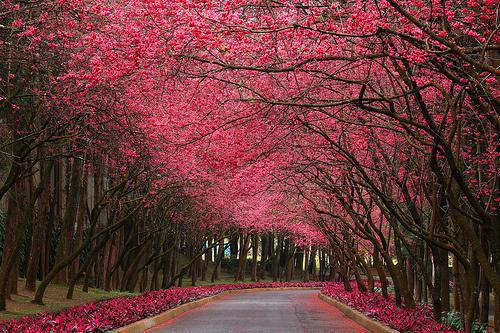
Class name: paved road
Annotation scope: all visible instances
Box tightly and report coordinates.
[147,290,370,333]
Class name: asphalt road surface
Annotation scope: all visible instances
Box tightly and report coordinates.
[147,289,370,333]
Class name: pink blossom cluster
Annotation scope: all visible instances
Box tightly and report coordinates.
[321,284,460,333]
[0,282,327,332]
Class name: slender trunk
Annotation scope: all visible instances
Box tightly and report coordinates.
[394,234,414,307]
[161,249,171,289]
[190,246,197,286]
[211,240,226,283]
[479,226,490,324]
[415,241,424,303]
[25,158,52,291]
[296,249,304,279]
[318,249,324,281]
[357,252,374,291]
[259,234,268,280]
[105,229,136,291]
[494,292,499,333]
[0,157,53,310]
[272,236,280,282]
[373,249,388,298]
[168,234,229,288]
[121,242,149,292]
[303,247,310,282]
[67,231,112,299]
[309,246,317,280]
[285,245,294,282]
[338,253,352,292]
[235,234,250,281]
[206,238,213,263]
[33,203,137,304]
[0,175,25,308]
[170,243,178,284]
[54,158,82,284]
[251,234,258,282]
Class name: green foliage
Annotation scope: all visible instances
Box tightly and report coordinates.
[441,311,488,333]
[220,257,253,271]
[442,311,462,330]
[221,257,239,270]
[373,286,395,293]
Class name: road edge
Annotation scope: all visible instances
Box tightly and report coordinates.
[318,293,400,333]
[112,287,321,333]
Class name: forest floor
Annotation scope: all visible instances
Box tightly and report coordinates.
[0,278,136,321]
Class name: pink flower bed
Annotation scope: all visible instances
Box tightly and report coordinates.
[321,284,460,333]
[0,282,326,332]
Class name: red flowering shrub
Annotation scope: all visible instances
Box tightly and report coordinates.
[0,282,327,332]
[321,284,460,333]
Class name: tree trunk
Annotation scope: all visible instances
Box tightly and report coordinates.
[303,247,310,282]
[479,226,490,324]
[251,234,258,282]
[33,203,136,304]
[259,234,269,280]
[271,236,281,282]
[54,158,82,285]
[211,240,225,283]
[235,233,251,281]
[25,158,52,291]
[0,155,52,309]
[309,246,317,280]
[373,249,388,298]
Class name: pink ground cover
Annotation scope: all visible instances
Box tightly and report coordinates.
[321,284,460,333]
[0,282,326,332]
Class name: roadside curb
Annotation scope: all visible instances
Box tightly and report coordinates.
[318,293,399,333]
[112,287,321,333]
